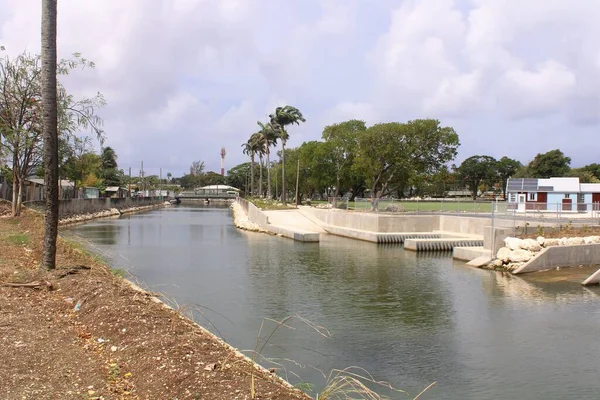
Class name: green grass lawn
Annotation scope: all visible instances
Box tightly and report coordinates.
[346,200,494,213]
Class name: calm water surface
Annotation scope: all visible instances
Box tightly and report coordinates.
[65,205,600,399]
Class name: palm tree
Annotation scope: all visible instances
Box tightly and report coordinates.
[269,106,305,205]
[256,121,277,199]
[242,134,261,196]
[41,0,58,270]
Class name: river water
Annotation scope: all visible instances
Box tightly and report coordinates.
[65,205,600,399]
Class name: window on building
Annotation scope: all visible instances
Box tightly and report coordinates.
[509,193,516,202]
[578,193,585,204]
[528,193,537,201]
[565,194,571,199]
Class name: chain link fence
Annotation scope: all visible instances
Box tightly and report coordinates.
[326,197,600,232]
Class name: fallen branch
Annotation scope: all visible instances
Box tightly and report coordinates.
[0,280,53,290]
[55,265,91,278]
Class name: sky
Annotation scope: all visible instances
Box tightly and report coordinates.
[1,0,599,177]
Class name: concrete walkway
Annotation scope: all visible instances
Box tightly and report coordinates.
[262,209,326,234]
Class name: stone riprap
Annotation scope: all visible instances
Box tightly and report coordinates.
[489,235,600,271]
[230,202,269,233]
[59,202,170,226]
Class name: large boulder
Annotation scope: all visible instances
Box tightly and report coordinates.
[520,238,542,252]
[566,237,585,245]
[496,247,511,263]
[504,237,522,250]
[505,262,524,272]
[584,236,600,244]
[508,249,533,263]
[544,238,560,247]
[536,236,545,246]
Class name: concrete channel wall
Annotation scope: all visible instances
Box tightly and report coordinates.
[304,208,440,233]
[26,197,165,217]
[513,244,600,274]
[237,198,269,228]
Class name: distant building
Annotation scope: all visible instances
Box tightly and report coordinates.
[104,186,127,198]
[23,178,76,201]
[506,177,600,212]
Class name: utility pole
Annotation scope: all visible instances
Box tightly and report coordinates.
[159,167,162,199]
[141,161,144,197]
[128,167,131,198]
[295,159,300,206]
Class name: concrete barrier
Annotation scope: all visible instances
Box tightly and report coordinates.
[236,199,319,242]
[513,244,600,274]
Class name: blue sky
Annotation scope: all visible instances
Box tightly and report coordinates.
[1,0,599,177]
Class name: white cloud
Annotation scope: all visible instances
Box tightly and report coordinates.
[2,0,600,173]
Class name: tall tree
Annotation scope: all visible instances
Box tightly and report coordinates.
[269,105,305,204]
[41,0,58,270]
[189,160,205,176]
[0,50,104,215]
[456,155,497,200]
[527,149,571,178]
[322,119,365,196]
[100,146,120,187]
[496,156,522,199]
[242,134,262,197]
[354,119,459,209]
[256,121,277,198]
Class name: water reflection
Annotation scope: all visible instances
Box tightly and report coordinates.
[64,205,600,400]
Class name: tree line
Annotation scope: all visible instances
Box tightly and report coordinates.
[231,116,598,203]
[0,48,105,216]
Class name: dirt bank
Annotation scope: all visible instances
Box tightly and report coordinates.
[0,211,308,400]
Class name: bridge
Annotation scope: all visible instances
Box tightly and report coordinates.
[175,186,239,202]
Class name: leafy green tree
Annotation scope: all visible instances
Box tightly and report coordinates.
[527,149,571,178]
[581,163,600,180]
[353,120,459,209]
[99,146,120,187]
[570,168,600,183]
[0,49,104,216]
[201,171,226,186]
[269,105,305,204]
[322,119,365,196]
[496,156,522,199]
[227,162,252,194]
[456,155,497,200]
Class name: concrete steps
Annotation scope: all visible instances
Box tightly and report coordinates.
[376,233,441,244]
[405,238,484,252]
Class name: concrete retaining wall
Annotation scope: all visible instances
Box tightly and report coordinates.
[513,244,600,274]
[304,208,440,233]
[25,197,164,218]
[237,198,269,228]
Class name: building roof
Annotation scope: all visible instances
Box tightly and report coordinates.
[507,177,600,193]
[199,184,239,191]
[105,186,121,192]
[26,178,75,188]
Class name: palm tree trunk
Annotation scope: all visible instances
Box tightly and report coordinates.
[259,158,263,197]
[41,0,59,270]
[281,141,286,205]
[266,148,271,199]
[250,154,255,196]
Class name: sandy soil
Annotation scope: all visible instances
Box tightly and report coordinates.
[0,210,309,400]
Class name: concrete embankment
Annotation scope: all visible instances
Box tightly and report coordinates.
[235,199,320,242]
